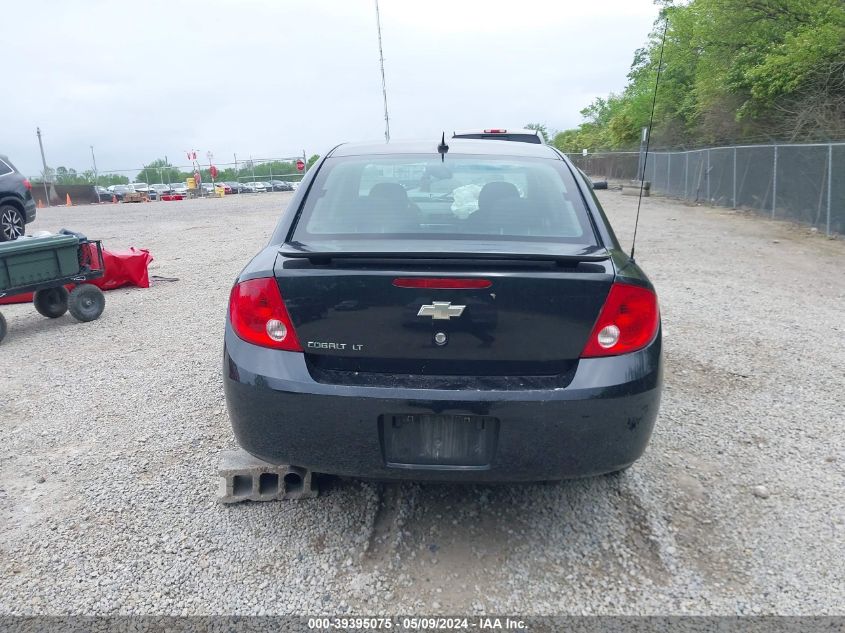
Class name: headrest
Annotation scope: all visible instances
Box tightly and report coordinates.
[478,181,520,209]
[368,182,408,204]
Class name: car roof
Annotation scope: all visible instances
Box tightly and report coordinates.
[329,138,561,159]
[0,154,19,171]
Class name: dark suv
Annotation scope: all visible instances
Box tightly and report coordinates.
[0,155,36,241]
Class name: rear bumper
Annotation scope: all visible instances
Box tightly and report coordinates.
[24,198,36,223]
[223,327,663,481]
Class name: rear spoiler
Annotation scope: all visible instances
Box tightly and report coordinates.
[279,242,610,263]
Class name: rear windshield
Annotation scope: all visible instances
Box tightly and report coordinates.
[290,155,596,245]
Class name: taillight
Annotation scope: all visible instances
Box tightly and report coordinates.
[23,178,32,191]
[581,282,659,358]
[228,278,302,351]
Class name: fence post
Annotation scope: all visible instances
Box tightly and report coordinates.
[772,145,778,218]
[706,149,711,202]
[667,153,671,193]
[732,146,737,209]
[827,143,833,236]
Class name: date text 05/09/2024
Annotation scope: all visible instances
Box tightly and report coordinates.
[306,616,528,630]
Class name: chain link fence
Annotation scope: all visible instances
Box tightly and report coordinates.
[567,143,844,236]
[98,157,308,187]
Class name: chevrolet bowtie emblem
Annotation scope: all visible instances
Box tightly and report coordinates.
[418,301,466,320]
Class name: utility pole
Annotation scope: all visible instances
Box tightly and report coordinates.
[207,151,215,191]
[36,127,52,207]
[637,126,648,180]
[374,0,390,142]
[90,145,99,202]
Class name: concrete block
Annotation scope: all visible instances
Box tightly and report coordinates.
[217,449,318,503]
[622,180,650,196]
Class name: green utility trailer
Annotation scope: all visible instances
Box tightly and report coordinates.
[0,233,106,344]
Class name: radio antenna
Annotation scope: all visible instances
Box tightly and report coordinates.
[374,0,391,143]
[630,17,668,262]
[437,132,449,162]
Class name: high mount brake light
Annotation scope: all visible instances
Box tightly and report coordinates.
[581,283,659,358]
[484,129,507,134]
[393,278,492,290]
[229,278,302,351]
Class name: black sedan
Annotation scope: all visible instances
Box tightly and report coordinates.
[93,186,113,202]
[223,139,662,482]
[108,185,132,201]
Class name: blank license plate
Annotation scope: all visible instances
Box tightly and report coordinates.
[381,414,499,467]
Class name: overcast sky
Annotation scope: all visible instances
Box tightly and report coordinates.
[4,0,658,177]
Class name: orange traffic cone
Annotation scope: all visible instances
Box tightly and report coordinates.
[66,193,72,206]
[112,195,117,203]
[37,199,43,209]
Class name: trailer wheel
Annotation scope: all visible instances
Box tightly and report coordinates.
[68,285,105,322]
[0,312,7,343]
[34,287,70,318]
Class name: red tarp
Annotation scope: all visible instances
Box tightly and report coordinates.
[0,244,153,305]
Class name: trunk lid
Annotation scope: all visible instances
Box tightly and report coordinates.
[274,240,614,376]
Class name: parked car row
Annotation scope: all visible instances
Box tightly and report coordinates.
[225,180,299,193]
[106,183,145,201]
[99,179,300,202]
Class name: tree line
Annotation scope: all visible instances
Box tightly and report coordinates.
[33,155,321,186]
[550,0,845,153]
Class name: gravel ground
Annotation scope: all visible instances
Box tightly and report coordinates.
[0,191,843,615]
